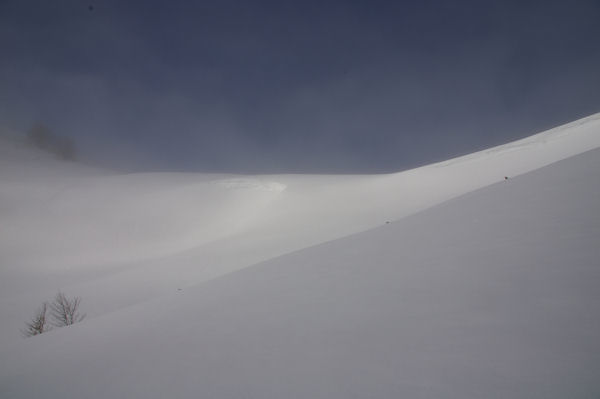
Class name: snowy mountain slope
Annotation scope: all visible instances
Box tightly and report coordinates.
[1,145,599,399]
[0,114,599,353]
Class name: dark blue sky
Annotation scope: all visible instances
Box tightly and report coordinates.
[1,0,599,172]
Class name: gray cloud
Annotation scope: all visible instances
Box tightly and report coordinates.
[1,0,599,172]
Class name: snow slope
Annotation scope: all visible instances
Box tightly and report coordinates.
[1,138,599,398]
[0,114,599,353]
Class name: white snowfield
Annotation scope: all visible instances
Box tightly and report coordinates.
[0,113,599,398]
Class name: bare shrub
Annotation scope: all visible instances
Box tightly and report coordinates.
[21,302,51,337]
[49,292,86,327]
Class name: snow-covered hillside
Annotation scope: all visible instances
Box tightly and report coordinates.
[0,114,599,397]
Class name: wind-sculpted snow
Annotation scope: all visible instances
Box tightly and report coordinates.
[214,178,287,192]
[431,112,600,168]
[0,114,599,346]
[0,113,599,366]
[1,145,599,399]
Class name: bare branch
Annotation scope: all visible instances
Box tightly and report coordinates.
[21,302,51,337]
[49,292,86,327]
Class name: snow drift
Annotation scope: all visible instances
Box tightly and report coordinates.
[0,114,599,397]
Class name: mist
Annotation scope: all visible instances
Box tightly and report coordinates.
[1,0,599,173]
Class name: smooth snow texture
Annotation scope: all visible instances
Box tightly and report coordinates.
[1,142,599,398]
[0,114,599,352]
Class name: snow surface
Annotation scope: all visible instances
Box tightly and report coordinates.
[0,114,599,397]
